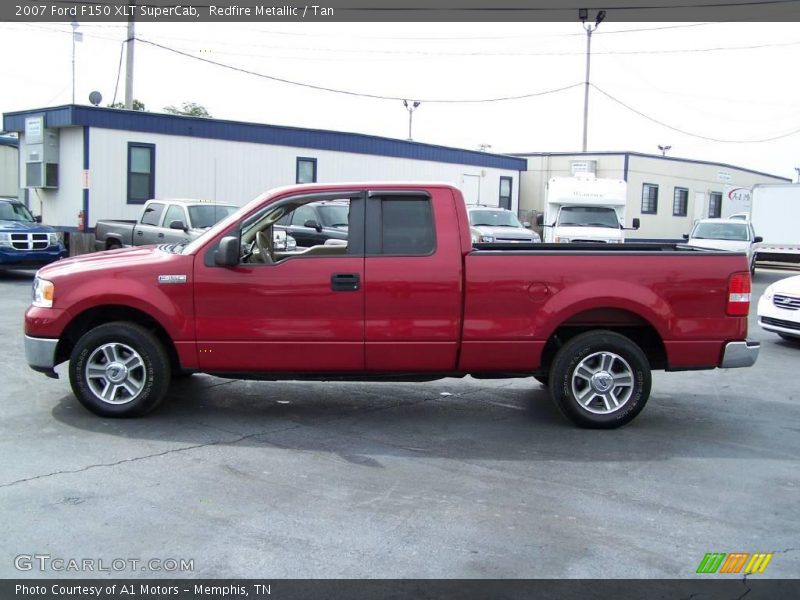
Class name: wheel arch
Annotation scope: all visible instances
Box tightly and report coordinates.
[55,305,182,374]
[537,307,667,376]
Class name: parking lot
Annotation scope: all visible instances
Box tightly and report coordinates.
[1,267,798,579]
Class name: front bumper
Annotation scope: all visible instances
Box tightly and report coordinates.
[719,339,760,368]
[24,335,60,378]
[0,245,67,269]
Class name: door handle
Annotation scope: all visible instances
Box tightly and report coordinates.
[331,273,360,292]
[136,231,143,235]
[158,232,165,238]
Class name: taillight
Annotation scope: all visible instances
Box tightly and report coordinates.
[727,272,751,316]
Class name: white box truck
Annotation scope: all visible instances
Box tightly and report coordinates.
[538,174,638,243]
[751,183,800,264]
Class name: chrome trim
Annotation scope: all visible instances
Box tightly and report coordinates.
[773,294,800,311]
[25,335,59,370]
[720,340,760,369]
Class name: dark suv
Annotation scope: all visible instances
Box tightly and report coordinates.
[276,200,349,247]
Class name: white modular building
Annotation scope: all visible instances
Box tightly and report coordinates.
[0,136,19,198]
[516,152,790,241]
[2,105,526,234]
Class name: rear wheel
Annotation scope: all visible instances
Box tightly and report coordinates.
[106,240,122,250]
[549,330,651,429]
[69,322,171,417]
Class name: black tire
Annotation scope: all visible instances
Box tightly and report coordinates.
[106,240,122,250]
[549,330,651,429]
[533,374,549,387]
[68,322,171,417]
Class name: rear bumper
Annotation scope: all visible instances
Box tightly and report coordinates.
[719,339,760,368]
[25,335,60,377]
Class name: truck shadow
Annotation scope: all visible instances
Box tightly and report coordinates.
[49,375,795,464]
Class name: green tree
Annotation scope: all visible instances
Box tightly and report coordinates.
[107,99,147,111]
[163,101,212,118]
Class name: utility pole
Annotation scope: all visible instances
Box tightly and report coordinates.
[71,21,82,104]
[125,1,136,109]
[580,9,606,153]
[403,100,421,141]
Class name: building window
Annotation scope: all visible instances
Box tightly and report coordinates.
[709,192,722,218]
[673,187,688,217]
[127,143,155,204]
[641,183,658,214]
[499,176,513,210]
[296,157,317,184]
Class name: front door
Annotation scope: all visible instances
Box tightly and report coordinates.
[192,192,366,373]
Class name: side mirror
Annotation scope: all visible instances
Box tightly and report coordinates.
[523,221,531,228]
[535,214,544,227]
[682,233,689,240]
[754,236,763,243]
[214,235,240,267]
[169,220,187,231]
[33,215,42,223]
[304,219,322,232]
[631,218,640,230]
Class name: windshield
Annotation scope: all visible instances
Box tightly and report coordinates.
[557,206,620,228]
[317,204,350,228]
[691,222,750,241]
[0,201,35,222]
[187,204,239,229]
[469,209,522,228]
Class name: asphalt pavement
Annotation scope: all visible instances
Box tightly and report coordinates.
[0,267,797,579]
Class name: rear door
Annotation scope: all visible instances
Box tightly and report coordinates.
[363,189,463,371]
[134,201,166,245]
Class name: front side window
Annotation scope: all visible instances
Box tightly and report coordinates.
[163,205,186,228]
[673,187,688,217]
[296,157,317,184]
[708,192,722,218]
[641,183,658,214]
[140,202,165,226]
[128,143,155,204]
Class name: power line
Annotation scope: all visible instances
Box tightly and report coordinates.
[135,36,584,103]
[592,83,800,143]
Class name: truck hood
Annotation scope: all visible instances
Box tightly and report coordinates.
[0,220,57,233]
[472,225,538,241]
[36,245,183,279]
[687,239,751,253]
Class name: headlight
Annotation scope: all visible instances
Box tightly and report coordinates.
[48,232,59,246]
[287,235,297,251]
[763,285,775,301]
[607,239,622,244]
[0,232,11,248]
[554,237,570,243]
[32,277,55,308]
[480,235,495,243]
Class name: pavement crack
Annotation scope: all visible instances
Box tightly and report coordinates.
[0,424,302,489]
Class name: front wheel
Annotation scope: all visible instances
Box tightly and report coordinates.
[69,322,171,417]
[549,331,651,429]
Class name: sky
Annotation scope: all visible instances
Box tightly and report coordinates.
[1,20,799,180]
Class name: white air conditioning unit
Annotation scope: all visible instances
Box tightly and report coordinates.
[23,116,59,189]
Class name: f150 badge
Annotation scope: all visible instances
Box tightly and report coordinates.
[158,275,187,284]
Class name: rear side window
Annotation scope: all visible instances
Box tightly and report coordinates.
[380,199,435,255]
[141,202,165,226]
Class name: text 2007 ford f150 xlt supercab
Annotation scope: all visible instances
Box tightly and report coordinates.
[24,183,759,428]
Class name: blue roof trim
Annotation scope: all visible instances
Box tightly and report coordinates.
[4,105,527,172]
[511,151,790,182]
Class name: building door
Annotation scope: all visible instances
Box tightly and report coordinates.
[461,174,481,205]
[693,192,706,222]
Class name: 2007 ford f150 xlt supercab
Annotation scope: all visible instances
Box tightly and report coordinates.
[24,183,759,428]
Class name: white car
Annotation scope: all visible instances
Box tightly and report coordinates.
[758,275,800,341]
[467,206,540,244]
[684,218,762,273]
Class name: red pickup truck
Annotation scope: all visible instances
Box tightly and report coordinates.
[24,183,759,428]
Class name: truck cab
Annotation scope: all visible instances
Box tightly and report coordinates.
[541,175,637,243]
